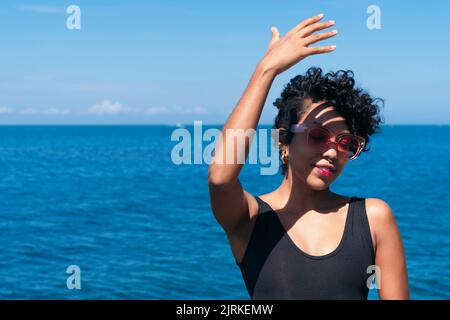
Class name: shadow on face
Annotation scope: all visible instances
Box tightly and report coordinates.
[298,98,350,135]
[285,99,352,188]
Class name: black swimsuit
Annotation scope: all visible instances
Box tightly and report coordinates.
[236,196,375,299]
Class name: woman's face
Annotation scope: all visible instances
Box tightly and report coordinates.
[286,100,351,191]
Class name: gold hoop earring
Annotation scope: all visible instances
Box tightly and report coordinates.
[281,149,289,165]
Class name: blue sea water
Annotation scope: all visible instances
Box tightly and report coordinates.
[0,124,449,299]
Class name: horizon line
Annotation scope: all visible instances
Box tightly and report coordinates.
[0,123,449,126]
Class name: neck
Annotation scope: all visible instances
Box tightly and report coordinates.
[273,167,337,214]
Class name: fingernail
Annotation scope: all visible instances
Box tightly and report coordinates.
[332,29,338,34]
[329,20,335,25]
[317,13,324,18]
[329,45,336,50]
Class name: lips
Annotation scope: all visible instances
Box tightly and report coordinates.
[313,164,336,176]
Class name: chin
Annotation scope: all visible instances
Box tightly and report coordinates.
[307,178,330,191]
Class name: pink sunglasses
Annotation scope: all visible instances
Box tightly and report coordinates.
[290,121,366,160]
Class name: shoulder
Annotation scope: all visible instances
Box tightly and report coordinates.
[244,190,260,219]
[365,198,396,224]
[364,198,399,246]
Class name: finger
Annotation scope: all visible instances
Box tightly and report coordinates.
[306,45,336,55]
[268,26,280,48]
[285,14,324,37]
[298,20,335,38]
[304,29,337,46]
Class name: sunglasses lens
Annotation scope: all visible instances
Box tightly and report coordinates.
[308,128,329,146]
[307,128,362,159]
[338,136,360,158]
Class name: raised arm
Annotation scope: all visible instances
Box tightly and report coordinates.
[208,14,338,236]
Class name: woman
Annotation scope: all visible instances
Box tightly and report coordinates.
[208,14,409,299]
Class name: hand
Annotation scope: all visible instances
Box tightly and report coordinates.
[261,14,337,75]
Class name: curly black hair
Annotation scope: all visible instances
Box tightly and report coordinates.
[273,67,384,175]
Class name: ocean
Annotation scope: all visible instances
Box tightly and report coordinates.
[0,124,448,299]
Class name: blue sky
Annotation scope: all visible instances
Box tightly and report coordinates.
[0,0,449,124]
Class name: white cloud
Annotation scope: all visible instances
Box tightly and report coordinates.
[19,108,37,114]
[144,107,170,115]
[18,5,65,14]
[0,102,212,117]
[0,107,72,115]
[44,108,72,115]
[87,100,125,115]
[143,106,209,115]
[173,106,209,115]
[0,107,12,114]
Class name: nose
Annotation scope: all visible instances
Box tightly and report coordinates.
[321,142,339,160]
